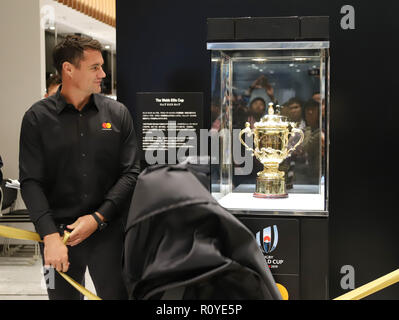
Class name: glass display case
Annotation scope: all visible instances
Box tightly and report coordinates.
[208,41,329,215]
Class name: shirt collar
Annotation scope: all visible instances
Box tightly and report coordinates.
[54,85,99,114]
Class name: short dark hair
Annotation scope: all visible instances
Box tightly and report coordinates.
[53,35,103,76]
[46,73,62,93]
[249,97,266,108]
[286,97,303,108]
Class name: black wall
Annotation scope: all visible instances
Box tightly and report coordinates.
[116,0,399,299]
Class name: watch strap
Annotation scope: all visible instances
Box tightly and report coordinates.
[91,213,107,230]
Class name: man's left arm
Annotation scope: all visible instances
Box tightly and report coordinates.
[97,105,141,221]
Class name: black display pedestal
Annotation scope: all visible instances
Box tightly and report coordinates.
[234,213,328,300]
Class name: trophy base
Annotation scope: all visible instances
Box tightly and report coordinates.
[253,192,288,199]
[254,176,288,199]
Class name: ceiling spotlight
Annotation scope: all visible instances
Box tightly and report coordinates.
[104,45,111,50]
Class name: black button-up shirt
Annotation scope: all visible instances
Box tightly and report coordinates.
[19,88,140,238]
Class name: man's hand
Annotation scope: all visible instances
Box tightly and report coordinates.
[43,233,69,272]
[266,86,275,100]
[66,214,98,247]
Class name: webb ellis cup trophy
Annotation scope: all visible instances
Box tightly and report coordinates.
[239,103,304,198]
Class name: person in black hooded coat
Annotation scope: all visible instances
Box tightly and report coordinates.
[123,164,282,300]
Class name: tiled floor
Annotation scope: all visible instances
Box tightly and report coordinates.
[0,245,96,300]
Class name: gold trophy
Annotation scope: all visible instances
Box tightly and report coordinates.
[239,103,304,198]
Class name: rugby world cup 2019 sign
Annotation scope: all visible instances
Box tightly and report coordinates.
[238,217,300,299]
[256,225,285,271]
[247,219,299,274]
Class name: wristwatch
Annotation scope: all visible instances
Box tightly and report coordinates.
[91,212,108,231]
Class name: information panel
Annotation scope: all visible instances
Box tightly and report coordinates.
[136,92,204,166]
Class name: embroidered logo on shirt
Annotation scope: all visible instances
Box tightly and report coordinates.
[101,122,112,130]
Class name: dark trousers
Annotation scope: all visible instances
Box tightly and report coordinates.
[40,218,128,300]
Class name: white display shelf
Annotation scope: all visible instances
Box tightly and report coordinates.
[213,184,325,212]
[215,192,324,212]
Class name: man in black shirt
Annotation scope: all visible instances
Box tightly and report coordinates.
[19,35,140,300]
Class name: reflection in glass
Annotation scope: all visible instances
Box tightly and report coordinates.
[209,43,329,213]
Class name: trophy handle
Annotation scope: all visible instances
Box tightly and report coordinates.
[287,127,304,156]
[239,122,254,152]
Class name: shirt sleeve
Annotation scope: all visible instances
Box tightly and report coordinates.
[97,104,141,221]
[19,111,58,238]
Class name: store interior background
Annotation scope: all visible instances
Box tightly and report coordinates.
[0,0,398,299]
[0,0,116,208]
[0,0,115,299]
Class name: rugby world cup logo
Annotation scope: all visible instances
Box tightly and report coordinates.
[256,225,278,254]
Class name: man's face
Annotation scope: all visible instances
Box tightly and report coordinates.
[288,103,302,122]
[312,93,321,103]
[250,99,266,117]
[71,49,106,94]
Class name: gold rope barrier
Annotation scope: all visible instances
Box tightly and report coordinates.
[334,269,399,300]
[5,224,398,300]
[0,225,102,300]
[0,225,288,300]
